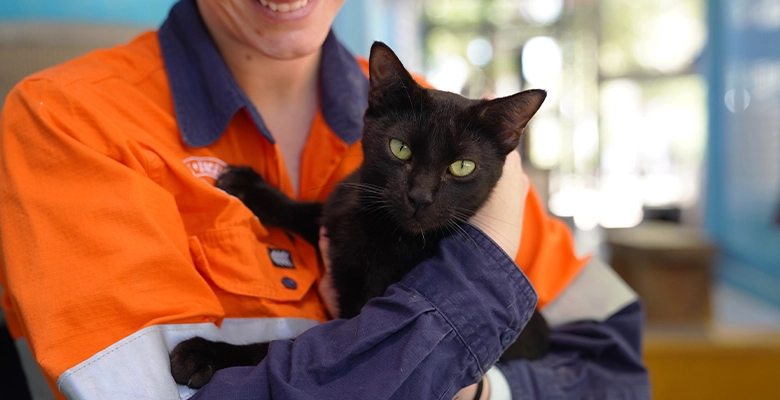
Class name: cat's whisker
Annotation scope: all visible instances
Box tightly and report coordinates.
[338,181,385,191]
[450,209,473,221]
[356,200,400,227]
[447,221,481,254]
[358,202,394,218]
[302,182,386,196]
[453,206,523,229]
[357,191,386,199]
[466,216,517,253]
[468,213,520,231]
[444,212,493,257]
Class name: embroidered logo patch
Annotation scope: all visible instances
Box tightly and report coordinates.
[183,156,227,180]
[268,249,294,269]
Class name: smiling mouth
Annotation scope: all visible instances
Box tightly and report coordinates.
[257,0,309,13]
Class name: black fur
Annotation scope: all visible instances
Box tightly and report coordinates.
[170,42,549,389]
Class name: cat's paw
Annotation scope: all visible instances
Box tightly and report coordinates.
[215,166,263,202]
[170,337,221,389]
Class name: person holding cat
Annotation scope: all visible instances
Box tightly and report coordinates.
[0,0,649,399]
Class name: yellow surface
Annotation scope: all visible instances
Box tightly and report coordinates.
[644,328,780,400]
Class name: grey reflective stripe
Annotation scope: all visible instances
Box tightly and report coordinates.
[541,258,638,327]
[15,338,55,400]
[56,318,319,400]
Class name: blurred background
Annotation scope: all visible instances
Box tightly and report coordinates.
[1,0,779,398]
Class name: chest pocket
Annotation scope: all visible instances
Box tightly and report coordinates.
[188,226,316,302]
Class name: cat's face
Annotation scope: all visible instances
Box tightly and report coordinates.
[359,42,546,235]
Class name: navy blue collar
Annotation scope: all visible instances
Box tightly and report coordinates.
[158,0,367,147]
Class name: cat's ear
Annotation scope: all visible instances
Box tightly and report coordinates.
[478,89,547,153]
[367,42,422,111]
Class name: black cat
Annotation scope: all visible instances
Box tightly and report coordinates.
[170,42,549,389]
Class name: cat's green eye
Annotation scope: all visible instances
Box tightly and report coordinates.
[449,160,476,177]
[389,139,412,160]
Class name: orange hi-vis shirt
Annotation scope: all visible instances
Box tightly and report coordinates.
[0,2,587,398]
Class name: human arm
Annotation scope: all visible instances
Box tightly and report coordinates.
[478,184,650,398]
[494,299,649,399]
[1,75,539,399]
[0,72,247,399]
[457,152,650,399]
[193,221,536,400]
[457,297,648,400]
[192,152,537,399]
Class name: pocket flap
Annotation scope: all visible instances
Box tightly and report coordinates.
[188,227,315,302]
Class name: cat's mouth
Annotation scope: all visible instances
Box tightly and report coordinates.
[398,210,447,235]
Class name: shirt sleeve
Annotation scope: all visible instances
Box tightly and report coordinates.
[192,224,539,400]
[0,75,229,396]
[494,302,650,399]
[493,257,651,399]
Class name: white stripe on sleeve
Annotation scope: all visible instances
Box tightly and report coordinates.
[541,258,637,327]
[57,318,319,400]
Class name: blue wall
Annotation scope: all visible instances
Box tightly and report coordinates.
[332,0,392,58]
[706,0,780,307]
[0,0,177,26]
[0,0,380,53]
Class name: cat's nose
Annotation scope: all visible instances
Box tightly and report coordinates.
[407,191,433,211]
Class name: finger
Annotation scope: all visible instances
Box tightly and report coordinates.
[452,382,478,400]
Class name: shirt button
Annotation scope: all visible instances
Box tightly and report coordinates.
[501,329,517,347]
[282,277,297,290]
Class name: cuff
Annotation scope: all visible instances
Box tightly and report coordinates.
[486,367,512,400]
[399,224,538,377]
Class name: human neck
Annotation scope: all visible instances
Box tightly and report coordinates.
[223,42,321,111]
[201,16,322,194]
[223,43,321,195]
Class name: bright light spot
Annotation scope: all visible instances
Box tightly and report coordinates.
[634,12,704,73]
[495,74,521,97]
[642,174,682,207]
[598,175,644,229]
[573,189,600,231]
[528,114,561,169]
[558,91,575,119]
[466,37,493,67]
[600,80,642,174]
[548,174,585,217]
[549,190,576,217]
[602,147,637,175]
[426,55,470,94]
[724,89,751,112]
[519,0,564,26]
[548,174,599,230]
[641,100,678,163]
[522,36,562,88]
[573,115,599,172]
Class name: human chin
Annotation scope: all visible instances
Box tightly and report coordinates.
[246,0,342,58]
[251,30,327,60]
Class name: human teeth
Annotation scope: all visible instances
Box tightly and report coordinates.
[259,0,307,13]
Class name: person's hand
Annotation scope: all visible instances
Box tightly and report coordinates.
[469,150,529,257]
[317,227,340,319]
[453,377,489,400]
